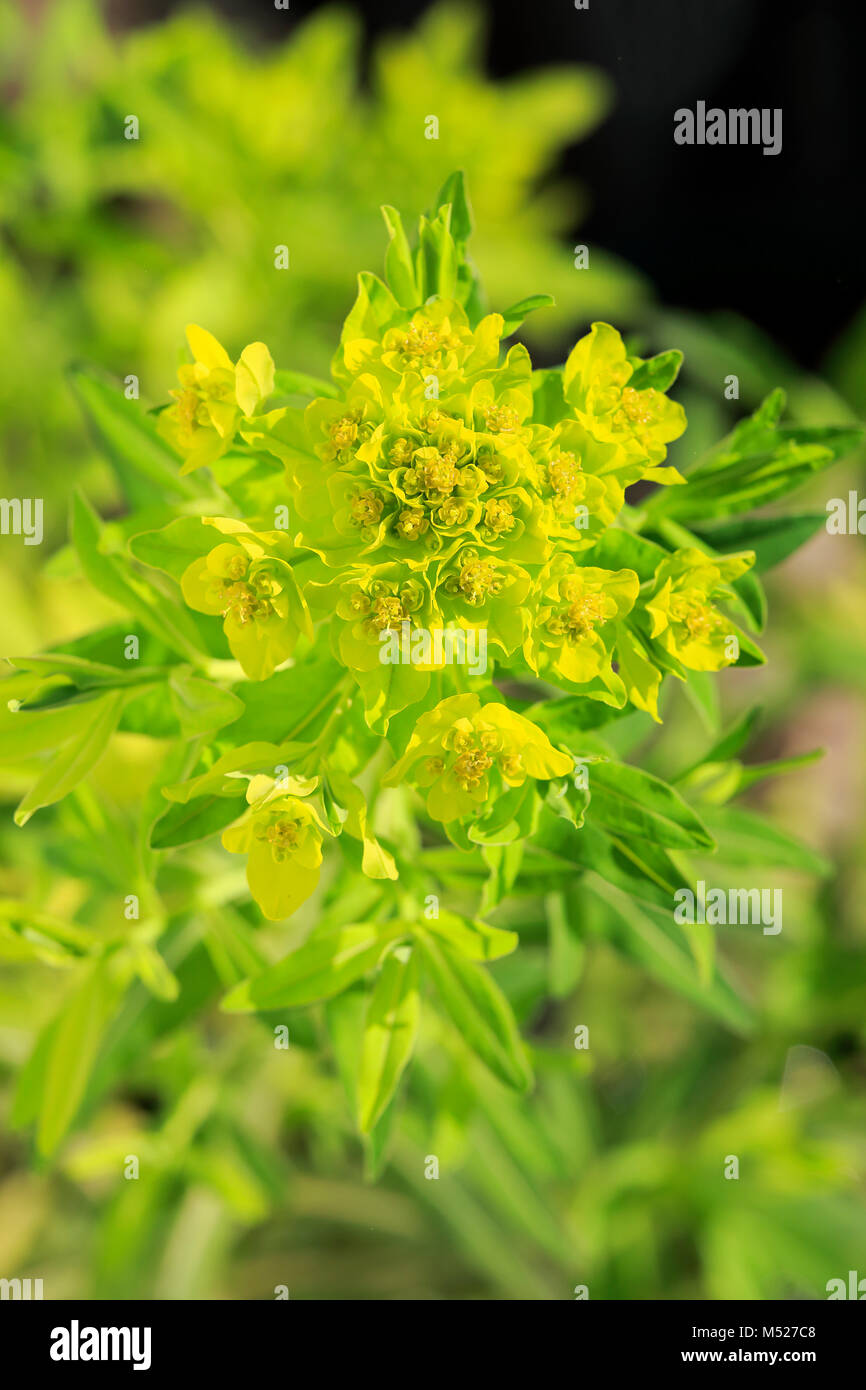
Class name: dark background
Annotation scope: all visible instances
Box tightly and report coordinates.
[115,0,861,371]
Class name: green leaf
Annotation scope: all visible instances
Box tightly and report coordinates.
[415,929,532,1092]
[588,527,668,581]
[325,985,368,1116]
[699,805,831,875]
[69,365,201,506]
[273,368,340,399]
[168,670,244,737]
[732,568,767,632]
[162,741,308,804]
[683,747,824,805]
[588,760,715,850]
[681,669,721,735]
[584,876,754,1034]
[423,910,518,962]
[500,293,555,337]
[14,690,125,825]
[357,947,420,1132]
[37,962,119,1155]
[149,791,245,850]
[227,651,346,744]
[128,516,213,583]
[479,841,525,913]
[416,206,457,300]
[530,368,567,427]
[71,492,204,663]
[381,205,420,308]
[0,903,93,966]
[131,945,180,1002]
[341,271,401,345]
[222,923,408,1012]
[546,891,585,999]
[648,392,862,522]
[6,651,163,692]
[614,622,663,723]
[529,691,636,741]
[545,776,590,829]
[323,767,398,880]
[534,810,688,909]
[360,836,399,880]
[675,705,762,782]
[690,512,828,573]
[433,170,473,245]
[0,698,101,761]
[735,748,823,793]
[628,348,683,393]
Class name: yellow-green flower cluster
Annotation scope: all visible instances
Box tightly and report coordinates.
[151,217,763,912]
[164,300,753,728]
[382,694,573,826]
[180,517,312,681]
[159,325,275,474]
[221,773,329,920]
[644,548,753,671]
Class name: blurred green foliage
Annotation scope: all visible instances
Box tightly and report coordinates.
[0,0,864,1303]
[0,0,640,500]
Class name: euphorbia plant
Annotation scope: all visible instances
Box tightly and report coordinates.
[2,174,860,1163]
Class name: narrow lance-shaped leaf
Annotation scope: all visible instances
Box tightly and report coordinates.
[381,205,419,308]
[500,294,555,337]
[14,689,125,826]
[587,760,715,850]
[357,946,421,1133]
[221,923,408,1012]
[71,492,204,663]
[69,365,202,506]
[415,928,532,1092]
[37,961,120,1155]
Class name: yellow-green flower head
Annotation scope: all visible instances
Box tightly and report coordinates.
[286,376,546,572]
[333,566,432,673]
[309,390,382,468]
[465,370,535,447]
[180,518,312,680]
[529,419,630,548]
[223,776,328,920]
[433,546,531,657]
[303,564,437,729]
[335,299,503,393]
[563,322,686,476]
[159,324,275,475]
[383,693,573,824]
[643,547,754,671]
[525,554,639,705]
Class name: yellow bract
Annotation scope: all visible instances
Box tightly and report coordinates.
[159,325,275,474]
[383,693,573,824]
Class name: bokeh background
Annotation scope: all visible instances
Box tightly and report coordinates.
[1,0,864,1299]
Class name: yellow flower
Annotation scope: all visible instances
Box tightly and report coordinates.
[563,322,686,476]
[223,777,328,920]
[525,553,639,704]
[643,547,755,671]
[383,693,573,824]
[159,324,275,474]
[180,518,312,680]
